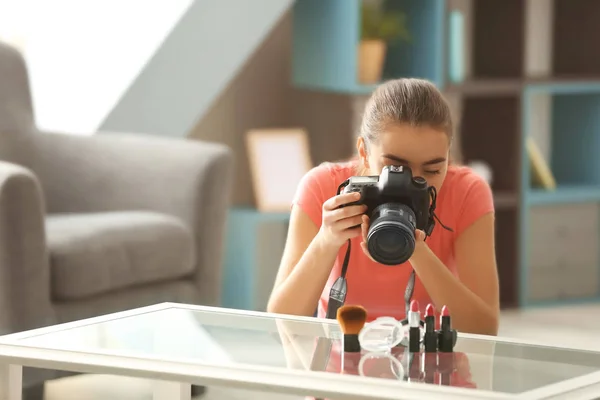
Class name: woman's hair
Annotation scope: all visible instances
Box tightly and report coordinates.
[359,78,454,152]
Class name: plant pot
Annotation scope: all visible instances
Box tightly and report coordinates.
[357,39,387,84]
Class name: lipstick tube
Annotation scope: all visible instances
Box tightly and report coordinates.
[408,301,421,353]
[423,304,437,353]
[438,305,456,353]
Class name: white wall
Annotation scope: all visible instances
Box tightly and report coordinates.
[0,0,193,134]
[99,0,295,138]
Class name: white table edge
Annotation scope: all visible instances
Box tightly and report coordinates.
[1,302,597,354]
[0,303,331,341]
[0,342,512,400]
[0,303,598,399]
[0,303,175,340]
[515,370,600,399]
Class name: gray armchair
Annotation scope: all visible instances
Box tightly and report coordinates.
[0,42,233,396]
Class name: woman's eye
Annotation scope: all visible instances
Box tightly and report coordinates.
[425,170,440,175]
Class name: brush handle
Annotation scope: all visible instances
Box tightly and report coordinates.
[343,334,361,353]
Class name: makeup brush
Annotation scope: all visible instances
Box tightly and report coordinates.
[336,305,367,353]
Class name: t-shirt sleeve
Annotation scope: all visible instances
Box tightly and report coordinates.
[291,164,333,228]
[454,173,495,237]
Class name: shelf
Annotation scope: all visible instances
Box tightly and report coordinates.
[381,0,445,85]
[553,0,600,78]
[471,0,525,79]
[525,81,600,95]
[446,79,600,97]
[445,79,523,96]
[527,186,600,205]
[524,86,600,195]
[523,202,600,305]
[496,208,519,308]
[494,192,519,209]
[292,0,445,93]
[460,95,521,193]
[286,0,600,310]
[553,90,600,185]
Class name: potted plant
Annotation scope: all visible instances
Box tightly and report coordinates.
[359,2,411,84]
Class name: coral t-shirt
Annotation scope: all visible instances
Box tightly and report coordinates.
[292,160,494,321]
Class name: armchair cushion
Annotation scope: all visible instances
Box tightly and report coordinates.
[46,211,195,300]
[31,131,233,305]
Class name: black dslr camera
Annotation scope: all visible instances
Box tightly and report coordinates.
[341,165,437,265]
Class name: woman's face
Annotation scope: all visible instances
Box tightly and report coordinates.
[357,123,450,193]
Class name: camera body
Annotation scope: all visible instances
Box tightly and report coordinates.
[342,165,433,232]
[341,165,435,265]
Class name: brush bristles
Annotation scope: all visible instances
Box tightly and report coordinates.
[336,305,367,336]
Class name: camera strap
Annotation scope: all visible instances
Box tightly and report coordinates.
[325,240,351,319]
[311,239,351,384]
[324,182,452,322]
[327,243,416,320]
[404,269,416,317]
[324,180,354,319]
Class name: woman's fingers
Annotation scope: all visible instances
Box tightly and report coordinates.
[344,226,363,240]
[415,229,426,242]
[360,215,376,261]
[361,215,369,241]
[335,215,364,231]
[360,241,376,262]
[323,192,361,211]
[326,204,367,222]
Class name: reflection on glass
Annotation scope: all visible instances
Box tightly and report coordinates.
[275,318,342,373]
[276,318,476,387]
[15,307,600,396]
[352,350,475,388]
[358,351,404,380]
[275,317,600,394]
[358,317,407,352]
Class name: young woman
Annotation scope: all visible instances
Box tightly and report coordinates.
[267,78,499,335]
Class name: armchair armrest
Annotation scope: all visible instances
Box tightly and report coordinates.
[32,131,234,306]
[0,161,53,333]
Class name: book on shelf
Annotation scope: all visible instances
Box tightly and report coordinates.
[527,136,556,190]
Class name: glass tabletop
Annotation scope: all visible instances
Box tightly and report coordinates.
[7,304,600,398]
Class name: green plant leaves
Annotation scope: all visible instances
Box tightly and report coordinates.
[361,2,411,43]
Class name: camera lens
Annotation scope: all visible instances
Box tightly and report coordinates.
[366,203,416,265]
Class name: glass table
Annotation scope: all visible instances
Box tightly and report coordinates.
[0,302,599,399]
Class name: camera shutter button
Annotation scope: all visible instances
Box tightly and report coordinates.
[412,176,427,188]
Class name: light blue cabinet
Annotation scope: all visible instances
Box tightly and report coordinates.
[290,0,600,308]
[520,83,600,306]
[292,0,445,93]
[222,208,290,310]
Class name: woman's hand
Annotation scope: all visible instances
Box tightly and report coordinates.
[360,214,427,262]
[414,229,427,243]
[411,229,428,257]
[359,215,376,261]
[317,192,367,249]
